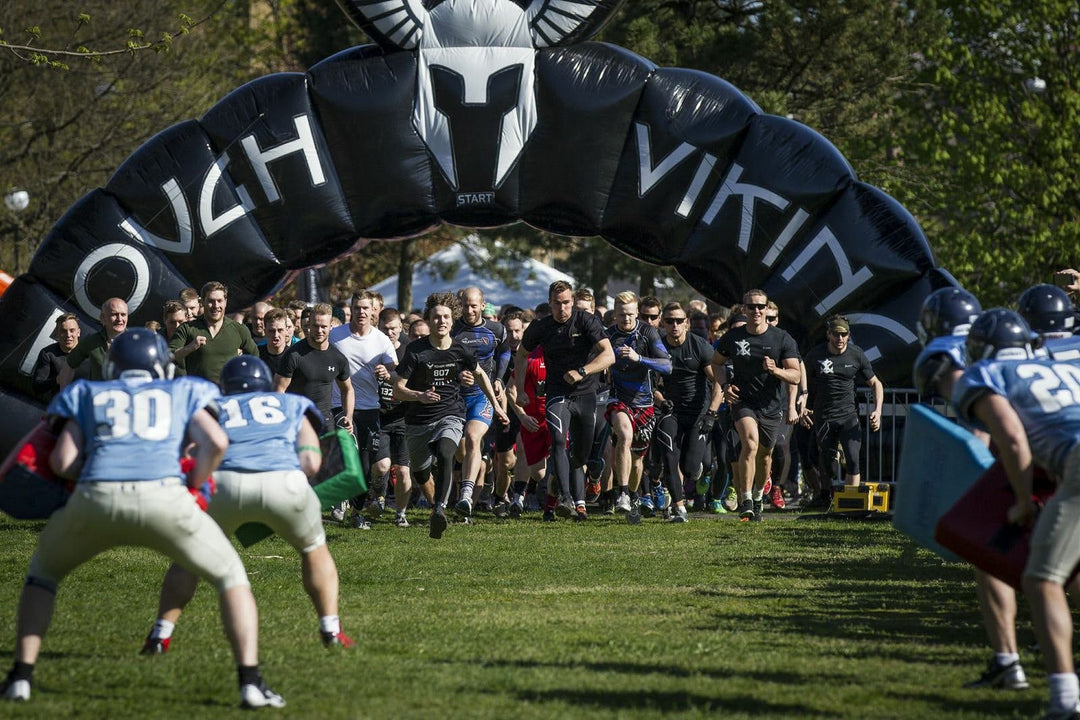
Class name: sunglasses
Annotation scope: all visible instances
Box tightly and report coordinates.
[745,303,767,311]
[832,331,850,337]
[641,313,659,320]
[663,317,687,325]
[766,315,778,322]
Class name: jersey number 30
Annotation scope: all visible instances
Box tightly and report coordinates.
[93,389,173,440]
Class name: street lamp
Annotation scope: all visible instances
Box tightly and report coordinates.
[4,189,30,274]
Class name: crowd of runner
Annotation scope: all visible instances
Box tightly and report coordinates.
[32,276,887,536]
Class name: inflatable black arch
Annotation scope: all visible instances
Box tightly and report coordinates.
[0,0,955,453]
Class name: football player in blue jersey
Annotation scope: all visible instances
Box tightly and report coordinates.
[953,310,1080,719]
[913,288,1035,691]
[142,355,354,657]
[0,329,284,709]
[1018,283,1080,361]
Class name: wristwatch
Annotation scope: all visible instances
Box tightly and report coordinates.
[577,366,588,378]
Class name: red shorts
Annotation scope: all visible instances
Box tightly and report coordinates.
[605,401,656,456]
[518,416,550,466]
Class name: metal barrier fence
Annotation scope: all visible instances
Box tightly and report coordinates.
[853,387,951,484]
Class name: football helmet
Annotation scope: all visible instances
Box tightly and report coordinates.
[1017,283,1075,337]
[105,329,175,380]
[964,309,1037,365]
[916,287,981,346]
[220,355,273,395]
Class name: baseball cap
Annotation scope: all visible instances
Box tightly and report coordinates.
[828,317,850,334]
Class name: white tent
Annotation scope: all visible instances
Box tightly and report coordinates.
[369,242,576,312]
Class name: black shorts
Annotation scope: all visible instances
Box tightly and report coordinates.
[495,412,520,454]
[376,418,409,467]
[731,405,782,451]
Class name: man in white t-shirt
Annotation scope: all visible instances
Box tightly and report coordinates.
[330,290,398,525]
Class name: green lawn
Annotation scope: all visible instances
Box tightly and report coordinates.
[0,509,1048,719]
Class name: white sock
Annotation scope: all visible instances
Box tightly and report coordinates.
[741,491,752,502]
[461,481,475,502]
[513,493,524,505]
[319,615,341,635]
[751,489,763,502]
[995,652,1019,667]
[1048,673,1079,711]
[152,619,175,640]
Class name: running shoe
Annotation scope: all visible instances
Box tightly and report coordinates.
[770,484,786,510]
[709,499,725,514]
[140,635,170,655]
[454,497,473,518]
[542,509,556,522]
[761,476,772,496]
[509,499,524,519]
[321,630,356,648]
[640,495,656,518]
[239,680,286,709]
[349,513,371,530]
[330,501,348,523]
[627,501,642,525]
[752,499,763,522]
[586,481,602,503]
[364,497,385,519]
[1040,704,1080,720]
[722,486,739,513]
[493,500,511,518]
[614,492,632,514]
[654,486,671,511]
[738,498,754,521]
[1,676,30,702]
[555,499,575,518]
[574,507,588,522]
[669,505,689,523]
[429,507,448,539]
[963,658,1029,690]
[393,513,410,528]
[695,474,711,496]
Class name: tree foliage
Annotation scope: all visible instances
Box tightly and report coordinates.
[896,0,1080,304]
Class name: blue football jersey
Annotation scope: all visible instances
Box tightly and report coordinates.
[954,358,1080,476]
[1046,335,1080,362]
[216,391,321,472]
[913,335,967,384]
[47,376,220,482]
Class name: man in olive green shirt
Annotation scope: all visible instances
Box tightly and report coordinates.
[59,297,128,386]
[169,281,257,385]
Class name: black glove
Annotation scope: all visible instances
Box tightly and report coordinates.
[659,399,674,416]
[697,410,717,435]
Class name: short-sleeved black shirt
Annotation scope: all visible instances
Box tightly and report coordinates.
[396,338,478,425]
[278,341,350,424]
[378,343,409,423]
[662,332,715,418]
[259,346,288,377]
[715,324,800,414]
[521,309,607,398]
[804,342,876,421]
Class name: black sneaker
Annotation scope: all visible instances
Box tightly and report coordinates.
[555,499,575,518]
[738,498,754,521]
[542,509,556,522]
[627,502,642,525]
[964,658,1029,690]
[140,635,171,655]
[752,500,763,523]
[429,507,448,539]
[574,507,588,522]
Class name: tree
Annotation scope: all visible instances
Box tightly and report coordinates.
[0,0,260,275]
[896,1,1080,304]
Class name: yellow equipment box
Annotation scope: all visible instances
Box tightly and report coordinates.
[831,482,892,513]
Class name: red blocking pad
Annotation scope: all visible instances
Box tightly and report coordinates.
[934,462,1066,590]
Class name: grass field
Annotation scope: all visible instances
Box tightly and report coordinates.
[0,507,1050,719]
